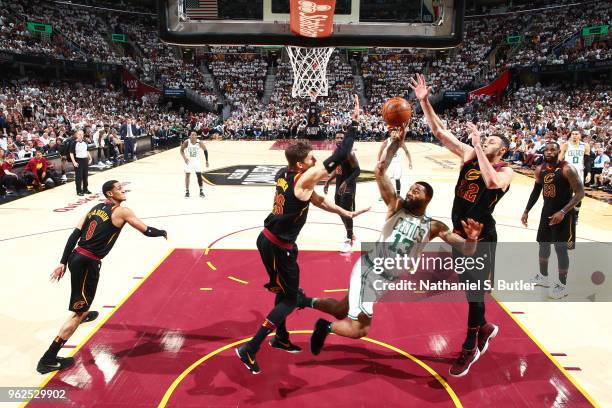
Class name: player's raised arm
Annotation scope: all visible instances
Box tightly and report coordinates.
[375,127,406,215]
[409,74,473,162]
[430,218,482,256]
[297,99,360,193]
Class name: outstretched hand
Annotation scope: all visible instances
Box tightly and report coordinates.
[409,73,432,101]
[461,218,483,240]
[467,122,482,147]
[350,206,371,219]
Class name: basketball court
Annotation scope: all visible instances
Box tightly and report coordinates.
[1,0,610,406]
[1,140,610,407]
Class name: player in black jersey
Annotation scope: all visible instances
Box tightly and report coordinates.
[522,142,584,299]
[236,96,370,375]
[323,130,361,252]
[36,180,167,374]
[412,74,514,377]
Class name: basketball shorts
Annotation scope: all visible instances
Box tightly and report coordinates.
[387,163,402,180]
[256,232,300,299]
[184,160,202,173]
[68,252,101,313]
[537,209,576,249]
[348,255,390,320]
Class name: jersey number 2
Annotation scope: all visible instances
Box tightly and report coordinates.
[85,221,97,240]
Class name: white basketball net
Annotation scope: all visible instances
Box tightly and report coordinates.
[286,46,335,102]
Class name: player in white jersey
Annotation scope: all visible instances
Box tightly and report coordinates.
[303,128,483,355]
[559,130,590,217]
[180,131,209,198]
[377,137,412,196]
[559,130,590,182]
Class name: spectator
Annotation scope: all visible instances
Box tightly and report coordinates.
[23,150,48,188]
[69,130,92,196]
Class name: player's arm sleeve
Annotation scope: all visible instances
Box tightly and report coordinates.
[144,226,167,238]
[204,149,209,161]
[524,182,542,213]
[60,228,81,265]
[344,161,361,185]
[323,121,357,173]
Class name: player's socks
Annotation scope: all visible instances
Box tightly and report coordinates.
[41,336,66,361]
[559,270,568,285]
[296,288,314,309]
[462,326,479,350]
[539,259,548,277]
[199,189,205,198]
[246,319,275,353]
[185,190,189,198]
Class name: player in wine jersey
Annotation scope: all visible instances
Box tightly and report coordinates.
[411,74,513,377]
[305,128,483,356]
[522,142,584,299]
[236,95,370,375]
[36,180,167,374]
[324,131,361,252]
[559,130,589,218]
[377,136,412,196]
[180,131,209,198]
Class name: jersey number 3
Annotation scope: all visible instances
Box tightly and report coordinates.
[85,221,97,240]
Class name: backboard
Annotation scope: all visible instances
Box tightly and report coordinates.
[158,0,465,48]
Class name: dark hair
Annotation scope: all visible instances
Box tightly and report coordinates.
[335,131,346,137]
[415,181,434,199]
[102,180,119,197]
[492,133,510,151]
[285,141,312,168]
[544,141,560,149]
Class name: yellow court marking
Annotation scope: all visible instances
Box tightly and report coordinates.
[496,300,600,407]
[20,248,175,408]
[199,288,213,291]
[323,288,349,293]
[158,330,461,408]
[227,276,249,285]
[204,247,210,255]
[206,261,217,270]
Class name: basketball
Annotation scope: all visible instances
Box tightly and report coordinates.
[382,97,412,128]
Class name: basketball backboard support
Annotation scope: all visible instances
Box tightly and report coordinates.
[158,0,464,48]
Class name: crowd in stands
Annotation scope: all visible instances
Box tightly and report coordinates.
[1,0,610,196]
[443,84,611,190]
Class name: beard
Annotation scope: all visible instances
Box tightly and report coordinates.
[402,198,421,213]
[544,155,558,165]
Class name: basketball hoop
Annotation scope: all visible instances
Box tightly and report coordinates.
[286,46,335,102]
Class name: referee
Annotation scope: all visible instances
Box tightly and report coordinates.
[70,130,92,196]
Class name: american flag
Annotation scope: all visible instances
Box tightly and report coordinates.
[184,0,218,20]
